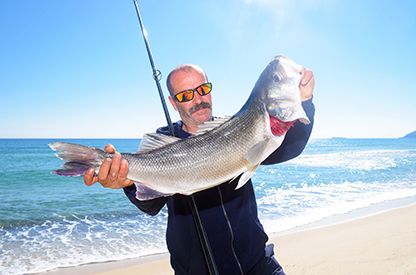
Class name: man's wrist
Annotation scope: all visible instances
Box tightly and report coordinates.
[123,181,136,191]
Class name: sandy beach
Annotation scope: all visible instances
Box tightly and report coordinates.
[274,204,416,275]
[45,204,416,275]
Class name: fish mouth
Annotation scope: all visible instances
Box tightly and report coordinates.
[269,115,295,136]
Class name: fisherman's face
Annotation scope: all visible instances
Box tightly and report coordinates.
[169,69,213,131]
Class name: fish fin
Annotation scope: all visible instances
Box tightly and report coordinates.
[52,162,91,177]
[230,173,240,182]
[134,182,171,201]
[194,116,232,136]
[244,140,271,165]
[235,165,258,190]
[138,133,181,153]
[235,139,274,189]
[49,142,106,177]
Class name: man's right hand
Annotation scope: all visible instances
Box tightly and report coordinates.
[83,144,133,189]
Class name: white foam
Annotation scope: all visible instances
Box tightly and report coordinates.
[287,149,413,170]
[0,214,168,275]
[259,180,416,234]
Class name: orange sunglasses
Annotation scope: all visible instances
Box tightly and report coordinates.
[174,82,212,103]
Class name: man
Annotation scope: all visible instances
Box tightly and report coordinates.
[84,63,315,274]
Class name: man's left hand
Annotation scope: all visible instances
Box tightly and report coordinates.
[300,68,314,101]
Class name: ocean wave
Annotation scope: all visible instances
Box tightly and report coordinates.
[258,179,416,233]
[0,213,168,275]
[286,149,415,170]
[1,138,415,274]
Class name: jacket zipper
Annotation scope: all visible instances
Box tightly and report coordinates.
[217,187,244,275]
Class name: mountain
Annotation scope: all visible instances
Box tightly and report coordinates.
[402,130,416,138]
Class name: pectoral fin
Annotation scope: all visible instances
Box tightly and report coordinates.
[235,139,273,190]
[244,140,271,165]
[235,165,259,190]
[134,182,171,201]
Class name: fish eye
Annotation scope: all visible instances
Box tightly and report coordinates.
[272,74,281,82]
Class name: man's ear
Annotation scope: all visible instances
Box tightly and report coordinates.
[168,96,178,111]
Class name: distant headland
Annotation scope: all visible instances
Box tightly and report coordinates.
[402,130,416,138]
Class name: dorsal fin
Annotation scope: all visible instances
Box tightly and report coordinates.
[138,133,181,153]
[194,116,232,136]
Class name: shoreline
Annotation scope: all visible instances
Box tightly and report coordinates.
[41,253,171,275]
[43,201,416,275]
[275,195,416,235]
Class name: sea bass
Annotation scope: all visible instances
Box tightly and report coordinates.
[49,55,310,200]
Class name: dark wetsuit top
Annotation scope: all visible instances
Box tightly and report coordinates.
[124,99,315,274]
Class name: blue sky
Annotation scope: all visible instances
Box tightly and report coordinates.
[1,0,415,138]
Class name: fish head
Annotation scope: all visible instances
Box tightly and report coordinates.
[261,56,309,122]
[253,55,310,129]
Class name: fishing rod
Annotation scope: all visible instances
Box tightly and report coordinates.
[132,1,219,274]
[132,0,174,136]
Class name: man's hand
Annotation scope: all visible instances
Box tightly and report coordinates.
[83,144,133,189]
[300,68,315,101]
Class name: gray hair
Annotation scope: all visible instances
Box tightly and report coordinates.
[166,64,208,96]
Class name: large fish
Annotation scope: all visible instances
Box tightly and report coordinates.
[49,55,310,200]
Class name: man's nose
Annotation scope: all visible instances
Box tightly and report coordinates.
[192,91,203,103]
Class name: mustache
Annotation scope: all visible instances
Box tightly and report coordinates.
[189,102,212,114]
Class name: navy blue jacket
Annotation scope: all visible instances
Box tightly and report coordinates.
[124,99,315,274]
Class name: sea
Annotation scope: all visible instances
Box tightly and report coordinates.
[1,138,415,275]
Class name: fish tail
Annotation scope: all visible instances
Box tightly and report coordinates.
[48,142,107,177]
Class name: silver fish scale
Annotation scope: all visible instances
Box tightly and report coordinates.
[121,102,271,195]
[50,56,309,197]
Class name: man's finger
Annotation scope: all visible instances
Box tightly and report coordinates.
[84,168,96,185]
[122,179,134,188]
[118,159,130,184]
[301,69,313,86]
[299,68,315,101]
[109,152,121,181]
[104,144,116,153]
[98,158,112,182]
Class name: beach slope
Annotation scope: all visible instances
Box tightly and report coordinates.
[48,204,416,275]
[274,204,416,275]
